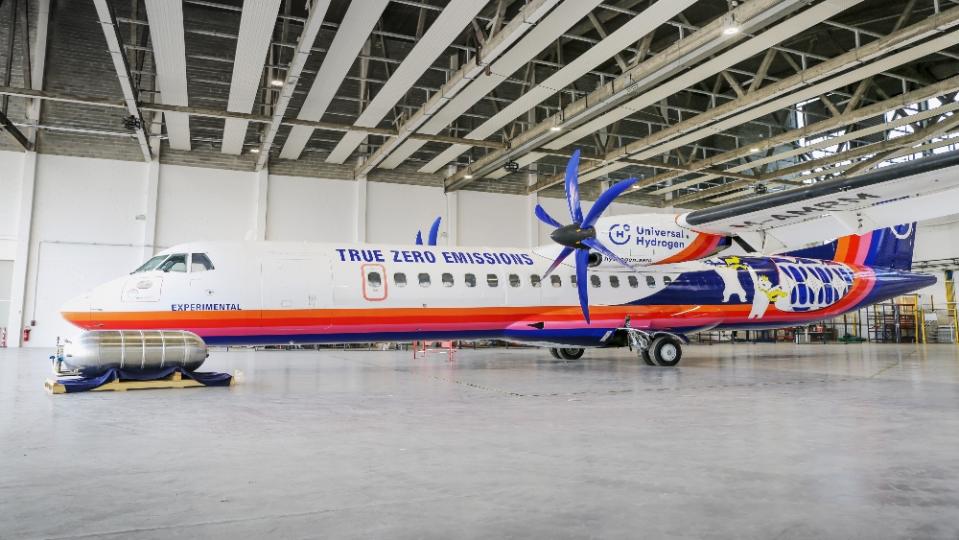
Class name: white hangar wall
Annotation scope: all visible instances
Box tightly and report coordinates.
[2,149,957,347]
[0,150,674,347]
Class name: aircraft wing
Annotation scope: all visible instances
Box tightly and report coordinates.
[676,151,959,253]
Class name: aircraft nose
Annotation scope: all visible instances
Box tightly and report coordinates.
[61,293,91,327]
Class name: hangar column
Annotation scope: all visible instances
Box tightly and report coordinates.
[141,158,160,261]
[7,152,37,348]
[6,0,50,347]
[355,175,368,243]
[254,166,269,241]
[526,163,539,247]
[446,164,458,246]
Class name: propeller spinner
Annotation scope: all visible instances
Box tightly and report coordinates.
[534,149,638,323]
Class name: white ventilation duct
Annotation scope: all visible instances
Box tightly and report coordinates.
[279,0,390,160]
[324,0,489,165]
[418,0,698,174]
[145,0,192,150]
[221,0,282,155]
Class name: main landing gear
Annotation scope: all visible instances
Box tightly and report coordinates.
[621,328,684,367]
[549,347,585,360]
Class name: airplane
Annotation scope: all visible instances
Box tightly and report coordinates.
[60,149,959,367]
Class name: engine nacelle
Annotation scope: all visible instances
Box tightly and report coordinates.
[591,213,730,267]
[63,330,208,375]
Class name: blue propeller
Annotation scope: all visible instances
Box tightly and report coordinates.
[534,149,637,323]
[415,217,442,246]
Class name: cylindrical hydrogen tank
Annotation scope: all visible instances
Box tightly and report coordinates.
[62,330,208,375]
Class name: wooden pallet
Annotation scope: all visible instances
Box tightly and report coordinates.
[44,370,232,394]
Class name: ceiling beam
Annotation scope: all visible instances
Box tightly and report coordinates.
[0,109,30,150]
[325,0,488,165]
[0,85,507,149]
[278,0,390,160]
[446,0,813,190]
[221,0,282,155]
[92,0,151,161]
[634,73,959,195]
[673,113,959,206]
[418,0,696,175]
[254,0,331,170]
[352,0,575,178]
[144,0,191,150]
[530,4,959,194]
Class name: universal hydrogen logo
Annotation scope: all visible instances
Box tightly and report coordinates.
[608,224,631,245]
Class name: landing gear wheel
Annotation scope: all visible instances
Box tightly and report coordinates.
[648,336,682,367]
[549,348,562,359]
[556,348,585,360]
[640,349,655,366]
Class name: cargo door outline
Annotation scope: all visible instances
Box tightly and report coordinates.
[261,257,332,336]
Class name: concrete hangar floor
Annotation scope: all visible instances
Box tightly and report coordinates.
[2,343,959,539]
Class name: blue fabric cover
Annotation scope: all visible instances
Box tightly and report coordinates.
[57,367,232,393]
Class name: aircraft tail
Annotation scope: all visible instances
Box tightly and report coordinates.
[780,223,917,271]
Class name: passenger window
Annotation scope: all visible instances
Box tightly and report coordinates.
[646,275,656,287]
[418,273,431,287]
[550,275,562,288]
[627,275,639,288]
[487,274,499,287]
[530,274,542,288]
[190,253,214,272]
[590,275,601,288]
[442,272,454,287]
[159,254,187,273]
[367,271,383,288]
[570,274,577,286]
[509,274,521,287]
[393,272,407,287]
[465,273,477,288]
[663,276,672,285]
[609,275,620,288]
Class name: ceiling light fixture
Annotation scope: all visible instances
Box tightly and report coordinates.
[722,13,740,36]
[270,79,284,87]
[550,126,563,132]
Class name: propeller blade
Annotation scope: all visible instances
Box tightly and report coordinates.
[534,204,563,229]
[582,237,635,272]
[415,231,423,245]
[565,148,583,225]
[575,248,591,324]
[427,216,442,246]
[543,246,574,278]
[581,177,638,228]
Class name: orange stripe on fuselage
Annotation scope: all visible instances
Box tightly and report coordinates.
[657,233,717,265]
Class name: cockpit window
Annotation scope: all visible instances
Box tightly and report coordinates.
[191,253,215,272]
[133,255,167,273]
[158,254,188,273]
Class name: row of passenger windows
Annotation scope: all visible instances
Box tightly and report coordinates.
[368,271,672,289]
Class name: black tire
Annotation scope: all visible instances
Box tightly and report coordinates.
[548,348,562,359]
[649,335,682,367]
[556,348,585,360]
[640,349,655,366]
